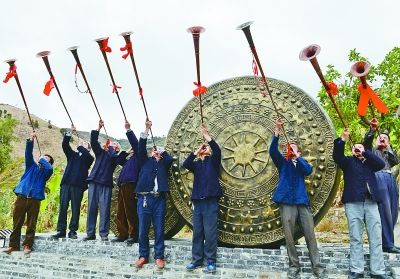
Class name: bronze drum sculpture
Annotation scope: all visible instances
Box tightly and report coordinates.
[165,76,340,247]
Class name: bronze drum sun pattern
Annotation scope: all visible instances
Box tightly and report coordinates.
[166,76,340,247]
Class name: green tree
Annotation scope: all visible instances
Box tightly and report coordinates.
[318,47,400,152]
[0,115,18,172]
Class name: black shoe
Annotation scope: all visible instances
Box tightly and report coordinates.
[83,235,96,241]
[383,246,400,254]
[52,232,66,239]
[125,237,135,245]
[313,267,324,278]
[370,275,391,279]
[348,272,364,279]
[101,236,109,241]
[111,237,127,242]
[68,232,77,239]
[288,267,300,278]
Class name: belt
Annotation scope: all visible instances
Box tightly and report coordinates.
[137,192,162,197]
[17,194,32,199]
[377,170,392,174]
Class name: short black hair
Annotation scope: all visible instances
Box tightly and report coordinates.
[44,154,54,165]
[379,132,390,141]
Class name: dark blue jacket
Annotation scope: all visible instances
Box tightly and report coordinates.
[183,139,223,200]
[87,130,128,187]
[61,134,94,190]
[333,138,385,203]
[135,136,173,193]
[14,139,53,200]
[270,136,313,205]
[117,130,139,186]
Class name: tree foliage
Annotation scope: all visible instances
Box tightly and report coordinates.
[0,114,18,172]
[318,47,400,152]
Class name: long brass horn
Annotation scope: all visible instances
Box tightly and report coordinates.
[187,26,206,124]
[36,51,78,137]
[67,46,109,137]
[95,37,127,121]
[237,21,291,146]
[350,61,371,88]
[4,59,42,155]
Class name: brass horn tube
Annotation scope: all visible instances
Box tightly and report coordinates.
[4,59,42,155]
[36,51,77,130]
[187,26,206,124]
[237,21,290,144]
[68,46,109,137]
[95,38,128,121]
[120,32,156,149]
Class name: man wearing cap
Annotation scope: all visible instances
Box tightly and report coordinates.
[84,120,128,241]
[52,124,94,240]
[363,118,400,254]
[3,132,54,255]
[134,120,173,269]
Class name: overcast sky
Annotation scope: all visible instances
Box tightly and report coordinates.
[0,0,399,138]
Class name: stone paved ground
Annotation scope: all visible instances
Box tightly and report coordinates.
[1,234,399,279]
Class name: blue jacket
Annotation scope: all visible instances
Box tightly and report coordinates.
[183,139,223,200]
[14,139,53,200]
[87,130,128,187]
[135,136,173,193]
[333,138,385,203]
[61,134,94,190]
[270,136,313,205]
[117,130,139,186]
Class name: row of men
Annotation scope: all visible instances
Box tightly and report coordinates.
[2,118,399,278]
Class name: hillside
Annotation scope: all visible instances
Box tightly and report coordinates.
[0,104,165,165]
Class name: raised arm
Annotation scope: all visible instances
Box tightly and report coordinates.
[62,128,74,159]
[363,150,385,172]
[138,120,152,166]
[25,135,35,169]
[125,121,139,155]
[333,138,349,169]
[387,148,399,167]
[38,157,54,180]
[161,150,173,170]
[200,124,221,164]
[183,153,196,172]
[77,145,94,167]
[362,118,378,151]
[296,157,313,176]
[269,135,284,168]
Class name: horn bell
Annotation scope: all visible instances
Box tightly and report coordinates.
[120,31,133,37]
[236,21,254,30]
[187,26,205,34]
[36,51,51,58]
[299,44,321,61]
[350,61,371,77]
[4,59,17,65]
[67,46,79,51]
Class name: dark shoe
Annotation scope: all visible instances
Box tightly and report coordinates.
[370,275,391,279]
[83,235,96,241]
[186,262,203,271]
[155,258,166,269]
[204,260,216,273]
[348,272,364,279]
[101,236,109,241]
[313,267,324,277]
[111,237,127,242]
[2,246,19,254]
[383,246,400,254]
[288,267,300,278]
[23,245,32,254]
[135,257,149,268]
[125,237,135,245]
[52,231,66,239]
[68,232,77,239]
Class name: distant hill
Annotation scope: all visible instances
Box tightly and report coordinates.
[0,104,165,166]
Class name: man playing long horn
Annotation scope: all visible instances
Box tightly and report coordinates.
[183,123,223,274]
[270,118,322,278]
[112,120,139,245]
[52,125,94,240]
[84,120,128,241]
[333,129,389,279]
[134,120,173,269]
[363,118,399,254]
[2,132,54,255]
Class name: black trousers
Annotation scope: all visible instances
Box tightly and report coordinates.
[56,184,84,234]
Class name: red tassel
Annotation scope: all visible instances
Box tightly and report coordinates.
[3,65,17,83]
[252,57,266,97]
[139,87,143,97]
[193,82,207,97]
[120,42,132,59]
[103,138,111,149]
[285,143,292,160]
[43,77,54,96]
[100,38,112,53]
[326,82,338,96]
[112,84,122,93]
[356,83,388,116]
